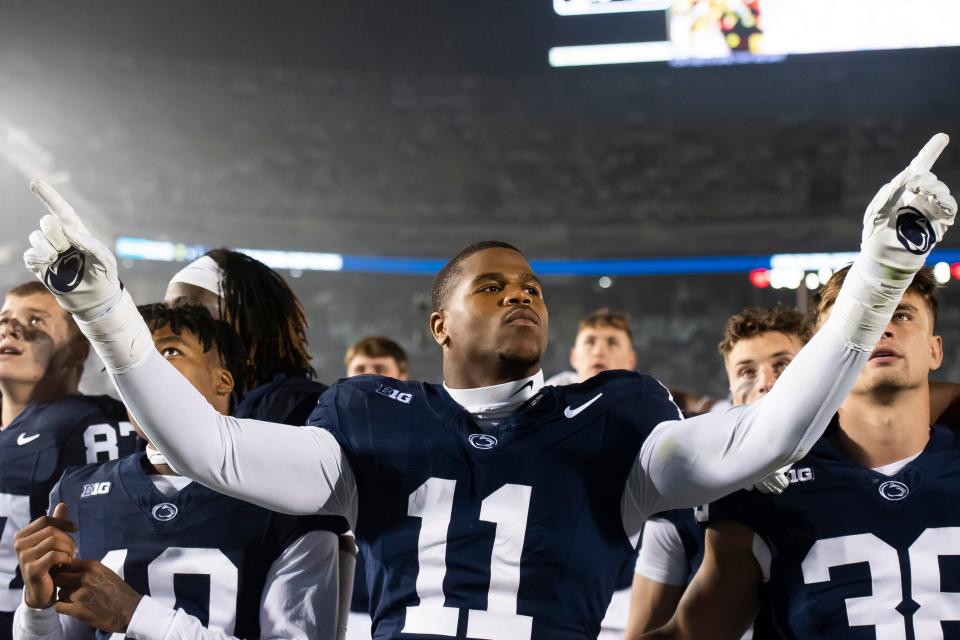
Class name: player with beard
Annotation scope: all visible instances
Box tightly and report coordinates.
[644,266,960,638]
[12,304,346,640]
[20,135,957,639]
[0,282,138,639]
[164,248,324,426]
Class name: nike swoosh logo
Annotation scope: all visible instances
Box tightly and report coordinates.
[510,380,535,397]
[16,433,40,446]
[564,393,603,419]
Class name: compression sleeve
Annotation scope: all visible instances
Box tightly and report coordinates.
[623,257,899,525]
[635,518,688,586]
[111,350,358,523]
[259,530,341,640]
[12,600,90,640]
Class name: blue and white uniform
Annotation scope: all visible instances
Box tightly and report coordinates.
[707,424,960,639]
[14,452,346,640]
[0,396,137,639]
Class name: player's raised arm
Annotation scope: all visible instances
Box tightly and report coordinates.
[624,134,957,516]
[21,181,356,520]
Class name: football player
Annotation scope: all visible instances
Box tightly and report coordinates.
[549,308,722,415]
[343,336,410,640]
[644,266,960,638]
[12,304,346,639]
[0,282,138,639]
[22,135,956,639]
[626,303,811,637]
[165,248,325,425]
[345,337,409,380]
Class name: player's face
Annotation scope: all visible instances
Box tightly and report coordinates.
[850,291,942,395]
[724,331,804,406]
[149,325,234,415]
[0,292,82,385]
[164,282,221,320]
[433,248,548,375]
[347,355,407,380]
[569,326,637,382]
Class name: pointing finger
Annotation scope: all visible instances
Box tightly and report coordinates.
[29,180,86,233]
[40,215,71,253]
[908,133,949,175]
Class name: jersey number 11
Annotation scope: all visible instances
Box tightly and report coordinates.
[403,477,534,639]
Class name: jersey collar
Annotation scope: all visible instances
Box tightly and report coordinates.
[443,370,544,429]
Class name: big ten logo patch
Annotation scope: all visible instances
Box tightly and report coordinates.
[81,482,112,498]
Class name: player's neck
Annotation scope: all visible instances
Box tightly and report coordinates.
[0,378,76,428]
[442,359,541,390]
[835,384,931,468]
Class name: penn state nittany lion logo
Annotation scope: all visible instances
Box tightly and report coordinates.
[468,433,498,450]
[151,502,179,521]
[43,247,85,293]
[895,208,935,255]
[879,480,909,501]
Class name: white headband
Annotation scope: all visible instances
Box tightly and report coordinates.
[168,255,224,298]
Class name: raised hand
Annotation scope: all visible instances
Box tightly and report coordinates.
[23,180,122,320]
[54,559,142,633]
[861,133,957,278]
[13,503,78,609]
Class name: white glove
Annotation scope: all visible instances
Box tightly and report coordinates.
[753,465,790,495]
[23,180,153,372]
[860,133,957,280]
[23,180,122,321]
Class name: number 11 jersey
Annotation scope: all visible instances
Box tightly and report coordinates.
[308,370,683,640]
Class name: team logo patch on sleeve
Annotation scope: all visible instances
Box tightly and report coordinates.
[81,481,112,497]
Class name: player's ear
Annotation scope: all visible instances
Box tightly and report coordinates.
[70,335,90,369]
[568,346,577,370]
[930,334,944,371]
[627,348,637,371]
[213,367,235,397]
[429,311,449,348]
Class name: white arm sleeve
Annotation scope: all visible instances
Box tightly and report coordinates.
[622,257,903,531]
[111,350,357,523]
[12,600,91,640]
[259,530,341,640]
[635,518,688,586]
[337,538,357,640]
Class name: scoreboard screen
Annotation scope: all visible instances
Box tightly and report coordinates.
[550,0,960,67]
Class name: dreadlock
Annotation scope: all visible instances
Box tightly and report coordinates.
[138,303,249,396]
[205,248,315,388]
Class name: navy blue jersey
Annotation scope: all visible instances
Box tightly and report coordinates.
[307,370,683,640]
[0,395,137,622]
[708,425,960,639]
[54,452,346,639]
[234,374,326,426]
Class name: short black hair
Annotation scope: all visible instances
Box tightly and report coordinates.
[205,248,315,387]
[138,303,248,396]
[431,240,524,311]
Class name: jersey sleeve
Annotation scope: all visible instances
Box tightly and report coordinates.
[111,349,357,523]
[635,517,688,586]
[622,316,869,523]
